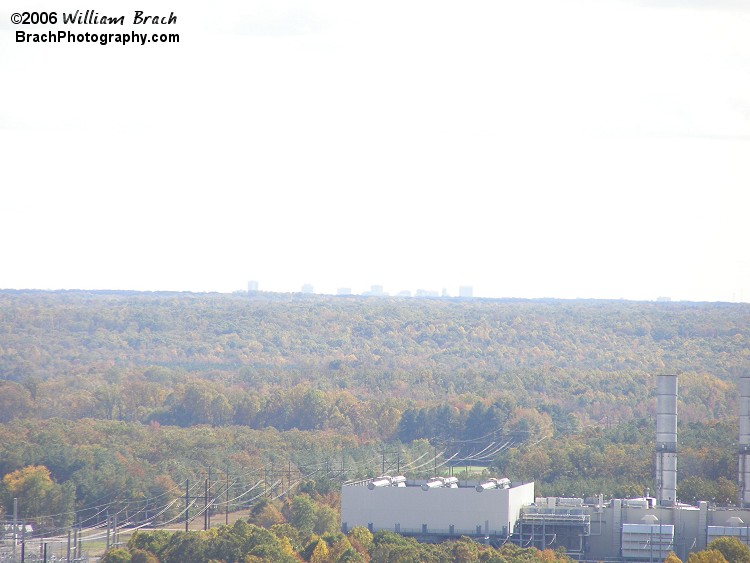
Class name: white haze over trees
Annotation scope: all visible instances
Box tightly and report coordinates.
[1,0,748,301]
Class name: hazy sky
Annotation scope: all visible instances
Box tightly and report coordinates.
[1,0,749,301]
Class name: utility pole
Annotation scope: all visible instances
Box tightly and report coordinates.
[13,497,17,563]
[185,479,190,532]
[225,463,230,526]
[204,478,209,531]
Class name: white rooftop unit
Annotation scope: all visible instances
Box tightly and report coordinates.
[476,478,511,492]
[621,521,674,560]
[557,497,584,507]
[623,498,656,509]
[535,496,584,507]
[421,476,459,490]
[367,475,406,489]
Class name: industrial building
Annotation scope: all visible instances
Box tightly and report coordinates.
[341,476,534,542]
[342,374,750,561]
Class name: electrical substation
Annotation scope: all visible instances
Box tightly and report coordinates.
[342,374,750,561]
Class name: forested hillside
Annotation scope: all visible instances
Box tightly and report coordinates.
[2,290,746,425]
[1,290,748,552]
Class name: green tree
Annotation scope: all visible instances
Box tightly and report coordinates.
[289,494,317,536]
[250,499,285,528]
[270,523,303,550]
[211,394,233,426]
[688,550,729,563]
[310,539,330,563]
[664,552,683,563]
[206,525,244,563]
[450,536,481,563]
[1,465,75,528]
[160,532,208,563]
[99,548,132,563]
[0,382,32,423]
[707,537,750,563]
[94,384,122,420]
[130,549,159,563]
[348,526,373,552]
[128,530,172,559]
[314,504,340,535]
[715,477,738,506]
[680,477,716,504]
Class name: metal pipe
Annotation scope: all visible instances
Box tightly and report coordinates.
[13,497,17,562]
[656,375,678,505]
[739,375,750,506]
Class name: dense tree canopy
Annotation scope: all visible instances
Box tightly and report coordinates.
[1,290,749,556]
[116,523,576,563]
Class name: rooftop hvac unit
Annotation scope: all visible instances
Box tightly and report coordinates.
[421,476,459,491]
[368,475,407,490]
[476,478,511,492]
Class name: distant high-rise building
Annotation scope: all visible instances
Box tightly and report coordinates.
[365,285,386,296]
[459,286,473,298]
[301,284,314,294]
[415,289,439,297]
[248,280,259,292]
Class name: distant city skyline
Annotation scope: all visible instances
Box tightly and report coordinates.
[239,281,710,304]
[245,281,477,298]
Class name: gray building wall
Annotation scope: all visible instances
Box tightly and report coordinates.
[341,481,534,537]
[583,502,750,561]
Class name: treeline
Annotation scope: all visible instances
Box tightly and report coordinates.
[100,521,750,563]
[1,291,746,438]
[396,398,582,443]
[0,415,741,527]
[101,521,576,563]
[497,418,738,502]
[1,291,747,422]
[0,418,385,523]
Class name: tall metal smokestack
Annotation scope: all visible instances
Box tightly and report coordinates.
[738,375,750,507]
[655,374,678,506]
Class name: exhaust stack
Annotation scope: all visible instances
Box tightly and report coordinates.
[655,374,678,506]
[739,375,750,507]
